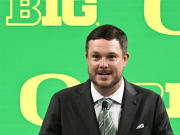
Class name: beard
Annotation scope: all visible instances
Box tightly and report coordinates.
[89,72,122,90]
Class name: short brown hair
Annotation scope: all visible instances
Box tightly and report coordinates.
[86,24,128,55]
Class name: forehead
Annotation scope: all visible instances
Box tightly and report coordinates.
[88,39,122,54]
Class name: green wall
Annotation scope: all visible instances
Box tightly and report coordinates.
[0,0,180,134]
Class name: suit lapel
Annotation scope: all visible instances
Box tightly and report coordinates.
[117,80,138,135]
[76,80,100,135]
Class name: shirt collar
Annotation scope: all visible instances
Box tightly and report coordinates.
[91,78,124,104]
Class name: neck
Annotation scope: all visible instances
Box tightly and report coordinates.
[94,78,123,97]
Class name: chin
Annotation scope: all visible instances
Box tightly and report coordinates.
[98,81,111,87]
[91,76,121,90]
[93,80,115,90]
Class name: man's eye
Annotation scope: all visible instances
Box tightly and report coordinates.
[108,55,116,59]
[92,55,100,59]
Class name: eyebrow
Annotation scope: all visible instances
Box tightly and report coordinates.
[108,52,117,55]
[91,51,118,55]
[91,51,100,54]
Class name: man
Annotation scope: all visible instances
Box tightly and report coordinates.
[39,25,173,135]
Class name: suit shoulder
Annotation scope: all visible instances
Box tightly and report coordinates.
[128,83,165,111]
[130,83,160,98]
[53,80,89,98]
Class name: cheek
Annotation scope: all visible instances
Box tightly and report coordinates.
[88,64,97,73]
[112,63,123,73]
[88,61,98,69]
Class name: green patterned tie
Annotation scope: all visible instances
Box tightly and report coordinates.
[98,98,116,135]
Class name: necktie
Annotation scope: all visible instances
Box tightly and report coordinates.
[98,98,116,135]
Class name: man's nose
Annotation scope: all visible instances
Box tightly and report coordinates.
[99,58,108,69]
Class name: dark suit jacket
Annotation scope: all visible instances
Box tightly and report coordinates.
[39,79,173,135]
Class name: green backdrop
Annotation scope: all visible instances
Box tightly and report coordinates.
[0,0,180,134]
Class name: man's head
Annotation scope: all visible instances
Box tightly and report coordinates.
[85,25,129,95]
[86,24,128,56]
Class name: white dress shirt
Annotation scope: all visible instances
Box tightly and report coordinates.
[91,78,125,131]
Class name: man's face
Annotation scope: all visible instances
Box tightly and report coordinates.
[86,39,129,90]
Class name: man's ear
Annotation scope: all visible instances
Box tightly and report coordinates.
[123,52,130,67]
[85,53,88,60]
[85,53,88,59]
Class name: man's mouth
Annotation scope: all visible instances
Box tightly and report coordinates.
[98,72,111,75]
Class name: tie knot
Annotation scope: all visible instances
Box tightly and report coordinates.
[98,98,113,110]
